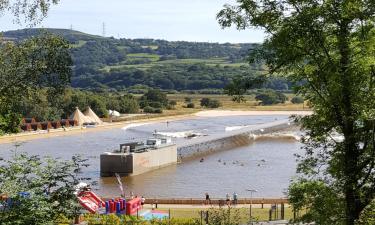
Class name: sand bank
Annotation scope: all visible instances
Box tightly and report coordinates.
[195,110,312,117]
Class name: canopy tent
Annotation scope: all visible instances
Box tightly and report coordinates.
[84,107,103,125]
[109,110,120,117]
[70,107,93,126]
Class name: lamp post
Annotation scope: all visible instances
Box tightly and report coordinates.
[246,189,257,225]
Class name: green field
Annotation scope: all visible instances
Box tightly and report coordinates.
[102,53,250,71]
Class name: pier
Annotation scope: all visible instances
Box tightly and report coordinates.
[177,119,292,160]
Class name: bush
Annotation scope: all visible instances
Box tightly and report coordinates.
[143,106,163,114]
[291,96,304,104]
[200,98,211,107]
[140,89,168,108]
[153,108,163,113]
[143,106,155,113]
[200,98,222,108]
[255,90,287,105]
[186,103,195,108]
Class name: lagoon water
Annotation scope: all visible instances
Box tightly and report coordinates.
[0,115,302,198]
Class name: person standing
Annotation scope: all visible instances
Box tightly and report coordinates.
[226,193,231,206]
[205,193,211,205]
[233,192,238,206]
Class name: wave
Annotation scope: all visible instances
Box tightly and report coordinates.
[156,130,206,138]
[225,125,252,132]
[250,133,301,141]
[121,123,151,131]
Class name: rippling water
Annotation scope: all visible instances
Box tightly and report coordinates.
[0,115,301,198]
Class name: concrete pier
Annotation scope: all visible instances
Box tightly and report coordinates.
[177,119,292,161]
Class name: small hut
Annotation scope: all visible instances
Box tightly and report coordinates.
[51,121,61,129]
[84,107,103,125]
[70,107,93,126]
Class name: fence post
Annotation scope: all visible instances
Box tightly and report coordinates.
[281,203,284,220]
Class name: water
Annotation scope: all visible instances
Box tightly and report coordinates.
[0,115,301,198]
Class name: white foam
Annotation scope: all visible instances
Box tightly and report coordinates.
[121,123,151,130]
[156,131,205,138]
[225,125,251,132]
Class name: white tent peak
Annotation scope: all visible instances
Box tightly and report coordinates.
[70,107,93,126]
[84,106,103,125]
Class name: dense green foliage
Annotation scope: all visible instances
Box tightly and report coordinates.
[291,96,304,104]
[0,34,72,134]
[0,153,88,225]
[3,29,292,92]
[255,90,287,105]
[21,89,140,120]
[200,98,222,108]
[218,0,375,224]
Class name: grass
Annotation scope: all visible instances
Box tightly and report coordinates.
[101,54,251,71]
[70,40,87,48]
[165,94,309,112]
[161,206,294,222]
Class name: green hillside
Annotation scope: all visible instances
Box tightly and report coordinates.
[2,28,290,92]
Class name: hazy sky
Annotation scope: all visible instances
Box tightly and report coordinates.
[0,0,265,43]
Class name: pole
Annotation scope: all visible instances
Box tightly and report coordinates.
[250,192,253,225]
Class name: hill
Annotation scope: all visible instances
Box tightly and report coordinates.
[2,28,290,92]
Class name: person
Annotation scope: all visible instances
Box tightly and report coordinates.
[205,193,210,205]
[141,196,145,206]
[233,192,238,206]
[130,191,134,199]
[226,193,231,206]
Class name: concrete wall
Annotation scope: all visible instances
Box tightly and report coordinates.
[132,145,177,176]
[177,119,292,161]
[100,145,177,177]
[100,154,133,177]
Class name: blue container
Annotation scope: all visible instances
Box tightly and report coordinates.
[116,202,121,214]
[105,201,110,214]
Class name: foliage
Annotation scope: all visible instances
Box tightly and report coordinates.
[186,103,195,108]
[143,106,163,114]
[84,214,198,225]
[200,98,222,108]
[224,75,265,102]
[140,89,169,109]
[0,153,89,225]
[3,28,293,92]
[206,207,241,225]
[255,90,287,105]
[291,96,304,104]
[0,34,72,133]
[218,0,375,224]
[0,0,60,25]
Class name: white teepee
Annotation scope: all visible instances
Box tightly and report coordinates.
[84,107,103,125]
[70,107,93,126]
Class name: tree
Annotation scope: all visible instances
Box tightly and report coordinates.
[218,1,375,224]
[255,90,287,105]
[291,96,304,104]
[0,34,72,133]
[0,153,89,224]
[140,89,169,108]
[0,0,60,25]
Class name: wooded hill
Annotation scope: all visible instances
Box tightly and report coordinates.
[2,28,290,92]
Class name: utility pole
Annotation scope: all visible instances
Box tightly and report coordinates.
[102,22,106,37]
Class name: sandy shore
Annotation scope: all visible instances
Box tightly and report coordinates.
[195,110,312,117]
[0,110,311,144]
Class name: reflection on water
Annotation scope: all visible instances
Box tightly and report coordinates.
[0,115,299,198]
[98,139,302,198]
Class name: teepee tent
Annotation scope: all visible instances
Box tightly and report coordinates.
[84,107,103,125]
[70,107,93,126]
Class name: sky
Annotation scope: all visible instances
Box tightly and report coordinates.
[0,0,265,43]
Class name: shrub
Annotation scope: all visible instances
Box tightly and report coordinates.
[255,90,287,105]
[186,103,195,108]
[153,108,163,113]
[143,106,155,113]
[200,98,221,108]
[291,96,304,104]
[200,98,211,107]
